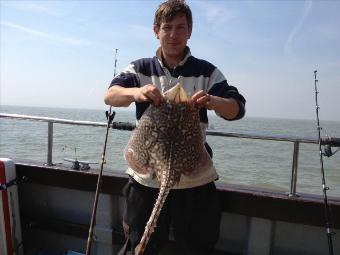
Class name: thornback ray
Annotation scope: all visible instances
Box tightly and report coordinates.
[124,83,213,255]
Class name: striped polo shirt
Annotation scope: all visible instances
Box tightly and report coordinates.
[110,47,246,188]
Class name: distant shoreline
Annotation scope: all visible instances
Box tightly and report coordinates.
[1,104,340,123]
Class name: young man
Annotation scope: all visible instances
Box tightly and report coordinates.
[104,1,246,254]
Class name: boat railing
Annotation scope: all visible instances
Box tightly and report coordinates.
[1,113,340,197]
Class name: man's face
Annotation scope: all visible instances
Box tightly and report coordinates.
[154,15,192,62]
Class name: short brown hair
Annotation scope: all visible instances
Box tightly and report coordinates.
[154,0,192,30]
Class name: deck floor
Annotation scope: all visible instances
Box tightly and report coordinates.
[160,242,240,255]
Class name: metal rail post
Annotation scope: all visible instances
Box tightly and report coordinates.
[289,141,300,197]
[47,122,54,166]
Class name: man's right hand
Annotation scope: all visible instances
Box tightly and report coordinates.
[104,84,163,107]
[134,84,163,106]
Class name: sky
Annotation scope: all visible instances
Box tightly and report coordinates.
[0,0,339,121]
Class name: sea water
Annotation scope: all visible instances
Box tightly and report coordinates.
[1,105,339,197]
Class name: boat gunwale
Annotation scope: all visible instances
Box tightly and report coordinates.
[14,159,340,229]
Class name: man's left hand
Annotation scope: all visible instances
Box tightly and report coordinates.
[191,90,212,109]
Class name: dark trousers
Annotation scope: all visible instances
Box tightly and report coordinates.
[118,177,221,255]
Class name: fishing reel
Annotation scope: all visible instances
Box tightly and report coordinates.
[324,145,339,157]
[322,137,340,157]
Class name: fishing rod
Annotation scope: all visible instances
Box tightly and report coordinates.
[314,70,335,255]
[85,49,118,255]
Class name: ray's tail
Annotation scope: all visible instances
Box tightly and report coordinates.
[135,142,177,255]
[134,180,172,255]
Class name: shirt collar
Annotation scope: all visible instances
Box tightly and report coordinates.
[156,46,191,69]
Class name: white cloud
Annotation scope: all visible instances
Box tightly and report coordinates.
[192,1,235,31]
[127,24,154,42]
[1,1,61,16]
[1,21,91,46]
[284,0,312,56]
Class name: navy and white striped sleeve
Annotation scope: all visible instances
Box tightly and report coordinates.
[208,68,246,120]
[109,63,139,88]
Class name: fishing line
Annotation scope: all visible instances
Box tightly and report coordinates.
[85,49,118,255]
[314,70,335,255]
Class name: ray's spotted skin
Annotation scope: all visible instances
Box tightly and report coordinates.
[124,84,212,255]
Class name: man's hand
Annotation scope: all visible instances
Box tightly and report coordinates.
[190,90,240,119]
[191,90,212,109]
[104,85,163,107]
[135,84,163,106]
